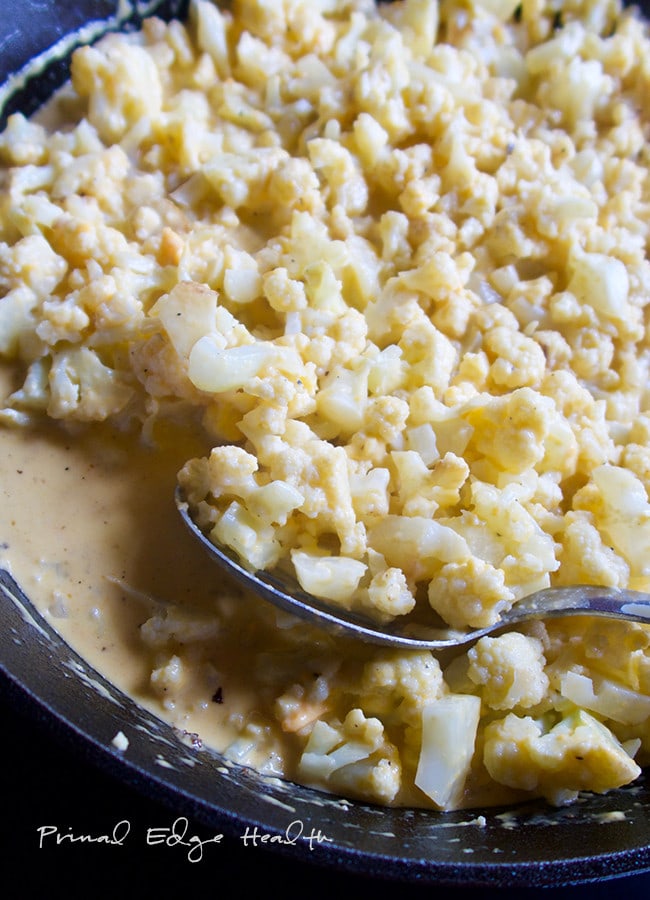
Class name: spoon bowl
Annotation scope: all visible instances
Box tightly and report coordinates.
[176,488,650,650]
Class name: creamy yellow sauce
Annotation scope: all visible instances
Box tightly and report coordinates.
[0,362,250,751]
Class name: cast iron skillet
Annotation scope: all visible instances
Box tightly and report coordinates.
[1,0,650,888]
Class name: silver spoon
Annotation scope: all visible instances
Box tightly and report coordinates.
[176,488,650,650]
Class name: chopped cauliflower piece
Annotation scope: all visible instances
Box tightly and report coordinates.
[0,234,67,297]
[369,515,470,581]
[291,550,367,607]
[315,360,370,436]
[567,251,630,322]
[415,695,481,810]
[213,501,282,570]
[151,655,186,707]
[559,670,650,727]
[188,340,276,393]
[298,709,401,804]
[591,466,650,579]
[485,327,546,390]
[151,282,218,361]
[464,388,557,475]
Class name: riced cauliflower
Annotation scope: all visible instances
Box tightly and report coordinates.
[2,0,650,811]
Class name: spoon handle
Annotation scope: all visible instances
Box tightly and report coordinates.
[504,585,650,625]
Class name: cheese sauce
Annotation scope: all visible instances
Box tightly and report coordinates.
[0,363,254,753]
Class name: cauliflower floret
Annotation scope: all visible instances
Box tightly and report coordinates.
[483,709,641,805]
[468,480,559,594]
[130,332,202,401]
[47,347,134,421]
[71,37,163,143]
[298,708,401,805]
[315,358,370,436]
[0,112,48,166]
[191,0,231,78]
[391,450,469,517]
[365,567,416,620]
[0,286,41,357]
[274,681,329,734]
[246,479,306,526]
[348,466,391,518]
[404,422,438,465]
[0,234,67,298]
[267,156,324,217]
[307,138,368,215]
[398,314,458,396]
[570,327,615,382]
[359,649,446,727]
[263,267,308,313]
[2,357,49,415]
[212,500,283,570]
[35,296,90,346]
[485,326,546,389]
[245,351,317,420]
[464,387,557,475]
[179,443,306,570]
[189,338,277,394]
[557,512,629,588]
[205,445,259,496]
[363,394,410,444]
[538,57,614,132]
[140,605,221,648]
[204,147,289,211]
[467,632,550,710]
[428,555,515,629]
[77,271,144,332]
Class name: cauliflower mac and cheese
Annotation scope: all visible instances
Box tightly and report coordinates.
[1,0,650,810]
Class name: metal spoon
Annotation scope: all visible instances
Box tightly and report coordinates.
[176,488,650,650]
